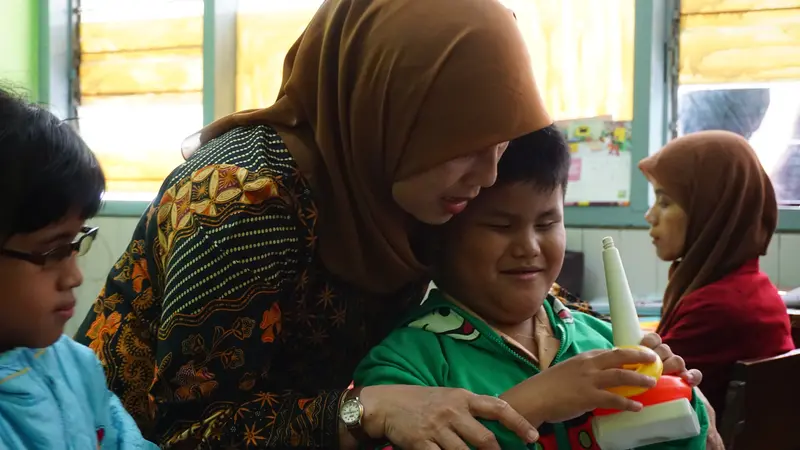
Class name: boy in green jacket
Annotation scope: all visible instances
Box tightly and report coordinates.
[354,126,711,449]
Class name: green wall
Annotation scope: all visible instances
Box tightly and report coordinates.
[0,0,39,98]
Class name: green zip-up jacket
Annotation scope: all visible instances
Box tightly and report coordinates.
[354,289,708,449]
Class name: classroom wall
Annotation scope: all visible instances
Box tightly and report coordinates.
[67,217,800,336]
[0,0,38,95]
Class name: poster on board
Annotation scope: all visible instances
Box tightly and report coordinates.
[555,116,632,206]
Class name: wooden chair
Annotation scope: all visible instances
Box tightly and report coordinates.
[720,349,800,449]
[788,309,800,348]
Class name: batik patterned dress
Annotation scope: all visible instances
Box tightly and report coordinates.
[75,125,601,448]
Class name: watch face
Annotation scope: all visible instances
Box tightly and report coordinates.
[340,399,362,425]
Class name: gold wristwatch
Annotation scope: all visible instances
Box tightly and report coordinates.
[339,387,376,444]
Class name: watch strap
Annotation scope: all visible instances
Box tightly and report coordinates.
[340,386,381,445]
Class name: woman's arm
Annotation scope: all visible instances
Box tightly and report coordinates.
[694,388,725,450]
[75,210,159,435]
[59,336,159,449]
[105,391,161,449]
[76,161,347,448]
[354,328,538,449]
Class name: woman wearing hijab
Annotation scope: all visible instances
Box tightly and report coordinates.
[74,0,654,448]
[639,130,795,425]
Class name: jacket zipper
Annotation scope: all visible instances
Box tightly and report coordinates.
[482,321,571,449]
[29,351,70,449]
[51,376,71,449]
[552,323,568,364]
[483,321,569,372]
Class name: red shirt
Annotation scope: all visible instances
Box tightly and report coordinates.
[660,259,794,424]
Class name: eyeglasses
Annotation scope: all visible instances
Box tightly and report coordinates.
[0,226,99,266]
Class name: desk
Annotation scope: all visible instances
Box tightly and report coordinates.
[639,316,660,333]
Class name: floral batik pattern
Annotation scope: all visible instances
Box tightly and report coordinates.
[76,126,422,448]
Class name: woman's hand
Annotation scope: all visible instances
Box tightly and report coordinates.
[693,387,725,449]
[358,385,539,450]
[639,333,702,387]
[642,335,722,447]
[706,426,725,449]
[501,347,659,425]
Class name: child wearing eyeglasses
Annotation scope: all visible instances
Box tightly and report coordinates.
[0,86,158,449]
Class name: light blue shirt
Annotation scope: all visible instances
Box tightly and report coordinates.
[0,335,158,449]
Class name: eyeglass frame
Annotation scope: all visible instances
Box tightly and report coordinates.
[0,226,99,266]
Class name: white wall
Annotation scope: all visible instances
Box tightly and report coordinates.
[68,217,800,336]
[567,228,800,303]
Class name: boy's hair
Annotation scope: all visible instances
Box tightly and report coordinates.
[495,124,570,193]
[0,86,105,241]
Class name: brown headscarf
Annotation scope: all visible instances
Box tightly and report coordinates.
[183,0,552,294]
[638,131,778,333]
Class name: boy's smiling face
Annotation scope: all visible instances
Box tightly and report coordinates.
[434,182,566,327]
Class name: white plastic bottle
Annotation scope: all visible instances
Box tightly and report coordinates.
[601,236,642,347]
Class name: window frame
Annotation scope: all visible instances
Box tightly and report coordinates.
[563,0,673,229]
[42,0,697,229]
[668,0,800,231]
[40,0,235,217]
[37,0,75,119]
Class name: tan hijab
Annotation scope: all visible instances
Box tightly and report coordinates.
[184,0,552,294]
[638,131,778,333]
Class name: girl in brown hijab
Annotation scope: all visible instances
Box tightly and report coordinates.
[640,130,794,424]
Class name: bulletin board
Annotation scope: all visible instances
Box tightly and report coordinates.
[555,116,632,206]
